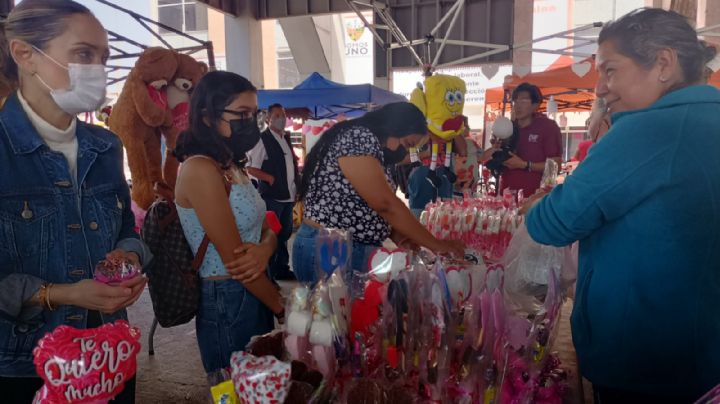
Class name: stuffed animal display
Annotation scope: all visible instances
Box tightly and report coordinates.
[409,74,467,170]
[109,47,207,209]
[162,53,208,190]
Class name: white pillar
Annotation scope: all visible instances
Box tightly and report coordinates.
[224,10,265,87]
[279,16,331,78]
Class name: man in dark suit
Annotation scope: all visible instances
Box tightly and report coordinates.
[246,104,300,281]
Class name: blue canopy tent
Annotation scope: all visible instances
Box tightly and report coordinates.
[258,72,407,119]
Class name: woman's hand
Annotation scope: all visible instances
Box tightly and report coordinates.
[519,189,549,215]
[431,239,466,258]
[227,243,274,283]
[395,236,421,252]
[56,276,147,314]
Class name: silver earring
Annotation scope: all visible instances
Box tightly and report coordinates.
[659,76,668,83]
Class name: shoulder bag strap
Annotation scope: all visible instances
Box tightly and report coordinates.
[191,158,233,272]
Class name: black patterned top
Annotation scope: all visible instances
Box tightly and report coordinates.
[304,125,392,245]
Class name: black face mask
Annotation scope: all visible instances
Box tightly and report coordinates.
[224,118,261,161]
[382,145,408,166]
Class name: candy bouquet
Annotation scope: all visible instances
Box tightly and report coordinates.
[421,190,522,262]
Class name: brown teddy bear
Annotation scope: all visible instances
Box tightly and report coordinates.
[109,47,178,210]
[161,53,208,190]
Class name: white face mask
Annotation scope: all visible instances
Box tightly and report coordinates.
[33,46,108,115]
[271,117,285,131]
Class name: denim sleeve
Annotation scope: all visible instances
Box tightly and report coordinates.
[0,273,43,322]
[116,238,153,268]
[114,147,153,267]
[118,180,139,242]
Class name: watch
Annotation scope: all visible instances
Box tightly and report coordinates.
[526,160,532,172]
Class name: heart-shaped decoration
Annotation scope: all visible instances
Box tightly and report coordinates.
[318,233,350,278]
[513,65,531,78]
[368,248,408,283]
[441,115,465,132]
[171,102,190,131]
[33,321,141,403]
[482,64,500,80]
[146,85,168,109]
[231,352,291,404]
[571,62,592,77]
[349,280,384,340]
[445,266,472,310]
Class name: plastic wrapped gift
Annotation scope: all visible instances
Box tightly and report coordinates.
[94,258,140,285]
[230,351,291,404]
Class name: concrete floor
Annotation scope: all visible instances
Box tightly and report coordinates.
[128,288,210,403]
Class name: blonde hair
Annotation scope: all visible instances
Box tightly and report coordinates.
[0,0,93,93]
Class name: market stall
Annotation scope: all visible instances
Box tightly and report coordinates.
[258,72,406,119]
[484,57,599,115]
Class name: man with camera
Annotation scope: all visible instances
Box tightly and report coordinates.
[483,83,563,196]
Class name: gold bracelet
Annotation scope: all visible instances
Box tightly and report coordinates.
[45,283,55,311]
[36,284,48,308]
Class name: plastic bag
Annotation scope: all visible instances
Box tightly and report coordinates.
[285,286,312,362]
[501,224,564,317]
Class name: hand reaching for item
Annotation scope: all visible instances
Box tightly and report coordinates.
[519,189,549,215]
[432,239,466,258]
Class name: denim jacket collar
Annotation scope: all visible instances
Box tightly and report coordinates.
[0,92,111,155]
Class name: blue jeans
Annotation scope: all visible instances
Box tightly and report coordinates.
[196,279,274,374]
[292,223,380,285]
[264,199,294,279]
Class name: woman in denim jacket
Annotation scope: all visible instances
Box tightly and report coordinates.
[0,1,150,402]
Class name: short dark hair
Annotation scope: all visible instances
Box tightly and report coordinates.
[599,8,716,86]
[174,71,257,168]
[268,103,284,114]
[512,83,543,104]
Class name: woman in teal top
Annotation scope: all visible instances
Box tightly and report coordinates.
[178,169,266,278]
[174,71,284,377]
[524,9,720,402]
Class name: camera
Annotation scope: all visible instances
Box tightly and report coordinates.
[486,145,513,177]
[485,116,516,177]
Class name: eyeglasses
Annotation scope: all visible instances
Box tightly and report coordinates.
[221,109,257,121]
[511,99,534,105]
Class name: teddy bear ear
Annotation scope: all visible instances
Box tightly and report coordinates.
[199,62,209,75]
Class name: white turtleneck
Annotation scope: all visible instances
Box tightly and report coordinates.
[17,91,78,181]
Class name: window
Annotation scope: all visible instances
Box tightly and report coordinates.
[158,0,208,34]
[277,50,302,89]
